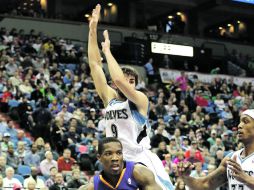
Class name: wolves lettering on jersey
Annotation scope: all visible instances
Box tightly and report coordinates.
[105,109,128,120]
[227,149,254,190]
[104,99,151,160]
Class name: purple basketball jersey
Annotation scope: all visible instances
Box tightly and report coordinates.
[94,161,139,190]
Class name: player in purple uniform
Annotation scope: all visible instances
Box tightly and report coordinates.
[87,137,162,190]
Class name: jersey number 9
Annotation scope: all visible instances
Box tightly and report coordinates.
[111,124,118,138]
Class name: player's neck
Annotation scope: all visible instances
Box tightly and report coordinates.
[102,172,122,187]
[242,143,254,157]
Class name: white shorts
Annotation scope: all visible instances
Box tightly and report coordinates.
[124,149,175,190]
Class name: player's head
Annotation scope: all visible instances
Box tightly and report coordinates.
[115,66,138,99]
[238,109,254,143]
[121,66,138,86]
[97,137,124,176]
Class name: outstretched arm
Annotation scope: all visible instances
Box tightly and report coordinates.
[88,4,116,105]
[178,158,228,190]
[133,164,162,190]
[101,30,148,115]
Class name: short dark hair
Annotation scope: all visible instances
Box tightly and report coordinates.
[121,66,139,85]
[98,137,122,155]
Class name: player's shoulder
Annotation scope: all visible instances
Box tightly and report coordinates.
[225,149,243,159]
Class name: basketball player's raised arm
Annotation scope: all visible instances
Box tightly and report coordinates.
[133,164,162,190]
[88,4,116,105]
[178,158,228,190]
[101,30,148,113]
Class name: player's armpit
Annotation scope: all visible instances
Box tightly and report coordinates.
[133,164,162,190]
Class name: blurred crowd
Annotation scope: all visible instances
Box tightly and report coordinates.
[0,27,253,190]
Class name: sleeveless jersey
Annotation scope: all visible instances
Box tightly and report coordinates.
[227,149,254,190]
[93,161,139,190]
[104,99,151,160]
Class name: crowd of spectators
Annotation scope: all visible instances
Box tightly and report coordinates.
[0,27,253,190]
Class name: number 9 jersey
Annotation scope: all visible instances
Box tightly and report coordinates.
[104,99,151,161]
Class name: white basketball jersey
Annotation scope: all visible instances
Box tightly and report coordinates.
[104,99,151,160]
[227,149,254,190]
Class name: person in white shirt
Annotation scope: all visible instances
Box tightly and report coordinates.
[3,167,22,190]
[24,166,46,189]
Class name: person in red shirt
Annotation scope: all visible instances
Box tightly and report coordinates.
[184,140,204,164]
[57,148,76,173]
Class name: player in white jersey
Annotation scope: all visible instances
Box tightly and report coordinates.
[88,4,174,190]
[177,109,254,190]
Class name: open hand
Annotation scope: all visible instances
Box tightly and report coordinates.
[227,155,249,183]
[89,4,101,29]
[101,30,111,54]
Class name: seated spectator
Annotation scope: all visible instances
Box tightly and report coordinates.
[24,166,46,189]
[167,137,179,158]
[190,162,206,178]
[6,144,19,170]
[49,173,67,190]
[0,156,8,177]
[14,141,27,165]
[56,105,73,124]
[45,167,58,188]
[62,126,81,152]
[67,168,87,188]
[184,141,204,164]
[156,141,169,160]
[57,148,76,174]
[40,151,58,177]
[39,143,59,161]
[14,130,32,149]
[1,133,14,154]
[150,125,169,148]
[24,143,41,168]
[26,179,37,190]
[173,151,185,165]
[175,177,186,190]
[210,137,225,157]
[3,167,22,189]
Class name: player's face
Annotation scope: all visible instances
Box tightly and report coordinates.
[238,115,254,143]
[99,142,124,176]
[124,74,136,88]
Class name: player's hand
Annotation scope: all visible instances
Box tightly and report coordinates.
[89,4,101,29]
[177,161,194,176]
[227,155,249,184]
[101,30,111,54]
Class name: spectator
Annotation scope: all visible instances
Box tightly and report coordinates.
[67,168,87,188]
[144,58,155,83]
[49,173,67,190]
[3,167,22,190]
[0,156,8,177]
[150,125,169,148]
[23,166,46,189]
[6,144,19,170]
[190,162,206,178]
[57,148,76,173]
[156,141,169,160]
[45,167,58,188]
[24,143,41,168]
[40,151,58,177]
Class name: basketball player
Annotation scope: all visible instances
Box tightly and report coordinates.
[87,137,162,190]
[177,109,254,190]
[88,4,174,190]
